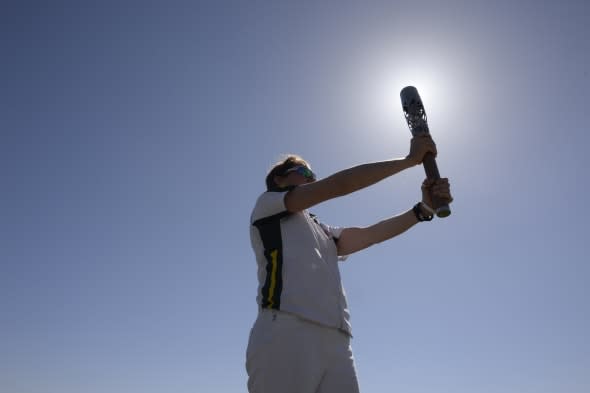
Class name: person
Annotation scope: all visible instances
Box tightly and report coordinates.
[246,136,453,393]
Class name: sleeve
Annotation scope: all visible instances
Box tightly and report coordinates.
[319,222,349,261]
[319,222,345,240]
[250,191,290,223]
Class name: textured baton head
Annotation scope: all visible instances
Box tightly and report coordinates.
[400,86,430,136]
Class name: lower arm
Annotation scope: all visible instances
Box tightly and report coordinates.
[331,158,414,196]
[368,209,418,244]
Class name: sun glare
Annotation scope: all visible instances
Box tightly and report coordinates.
[371,65,447,130]
[353,43,469,154]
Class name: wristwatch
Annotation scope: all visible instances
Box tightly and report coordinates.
[413,202,434,222]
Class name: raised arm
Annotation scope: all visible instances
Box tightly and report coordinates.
[284,136,436,213]
[335,177,453,256]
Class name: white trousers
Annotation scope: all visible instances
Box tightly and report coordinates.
[246,309,360,393]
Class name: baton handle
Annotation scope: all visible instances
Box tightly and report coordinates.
[423,153,451,218]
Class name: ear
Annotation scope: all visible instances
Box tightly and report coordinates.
[273,175,285,189]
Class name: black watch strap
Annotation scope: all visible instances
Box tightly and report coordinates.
[413,202,434,222]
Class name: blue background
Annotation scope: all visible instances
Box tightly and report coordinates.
[3,1,589,392]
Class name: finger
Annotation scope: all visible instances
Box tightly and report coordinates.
[433,189,451,198]
[422,179,435,188]
[442,195,454,204]
[437,194,453,202]
[432,186,451,197]
[432,189,450,198]
[432,180,449,188]
[433,188,453,201]
[433,183,450,191]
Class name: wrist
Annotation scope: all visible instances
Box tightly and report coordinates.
[413,202,434,222]
[403,156,419,168]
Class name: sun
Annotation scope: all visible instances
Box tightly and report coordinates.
[370,65,446,129]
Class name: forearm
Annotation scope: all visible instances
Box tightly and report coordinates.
[337,208,419,255]
[327,158,415,197]
[366,209,418,244]
[284,157,419,213]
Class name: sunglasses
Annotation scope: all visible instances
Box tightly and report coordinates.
[283,165,316,180]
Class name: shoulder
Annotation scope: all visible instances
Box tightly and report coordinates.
[251,190,290,223]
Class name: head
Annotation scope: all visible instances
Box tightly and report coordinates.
[265,154,317,191]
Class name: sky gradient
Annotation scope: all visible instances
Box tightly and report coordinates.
[3,1,590,392]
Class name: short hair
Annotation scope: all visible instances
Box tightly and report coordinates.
[265,154,310,191]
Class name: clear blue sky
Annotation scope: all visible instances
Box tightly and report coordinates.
[3,1,589,392]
